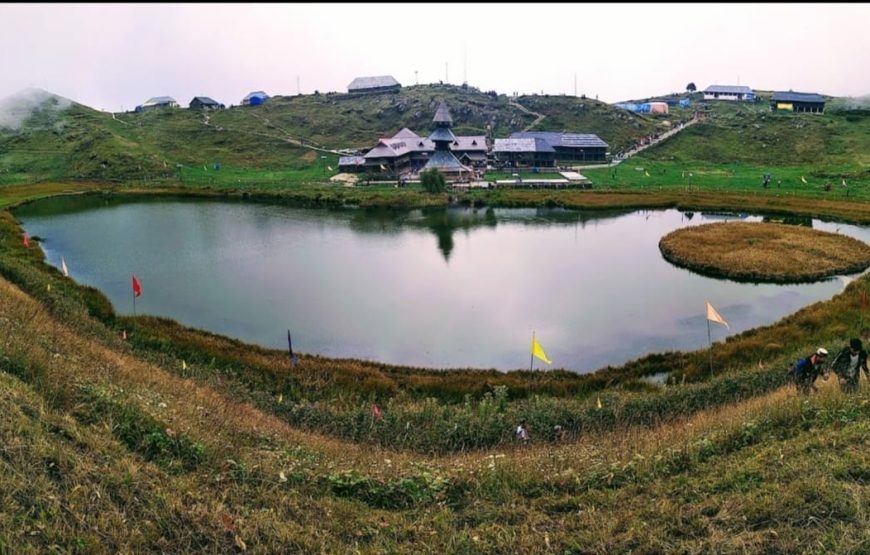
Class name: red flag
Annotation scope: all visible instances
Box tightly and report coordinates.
[132,274,142,297]
[371,404,382,421]
[22,233,29,248]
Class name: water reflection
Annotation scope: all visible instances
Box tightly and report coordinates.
[14,196,870,373]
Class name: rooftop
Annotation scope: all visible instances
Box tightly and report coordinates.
[433,101,453,124]
[493,138,555,153]
[510,132,608,149]
[348,75,400,91]
[771,91,826,103]
[704,85,754,94]
[143,96,176,106]
[191,96,221,106]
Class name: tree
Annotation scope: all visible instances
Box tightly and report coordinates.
[420,169,447,193]
[686,82,697,92]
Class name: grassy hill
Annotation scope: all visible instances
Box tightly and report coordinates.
[0,202,869,552]
[0,85,667,186]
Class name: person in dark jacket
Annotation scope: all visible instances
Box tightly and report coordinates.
[790,348,828,395]
[828,338,869,393]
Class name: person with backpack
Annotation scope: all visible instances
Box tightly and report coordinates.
[828,338,869,393]
[789,348,828,395]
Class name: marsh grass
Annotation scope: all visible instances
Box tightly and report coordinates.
[660,221,870,282]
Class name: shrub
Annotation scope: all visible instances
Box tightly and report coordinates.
[420,169,447,193]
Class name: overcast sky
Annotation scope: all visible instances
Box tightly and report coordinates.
[2,3,869,111]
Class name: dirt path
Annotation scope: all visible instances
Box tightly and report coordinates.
[509,99,546,131]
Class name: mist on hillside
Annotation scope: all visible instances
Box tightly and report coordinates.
[837,94,870,109]
[0,87,72,130]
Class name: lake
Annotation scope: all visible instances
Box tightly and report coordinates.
[15,195,868,373]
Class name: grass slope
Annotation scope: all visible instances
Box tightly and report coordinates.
[0,85,669,186]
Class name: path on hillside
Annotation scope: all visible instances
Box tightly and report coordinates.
[243,111,347,155]
[570,113,703,170]
[509,100,546,132]
[195,110,348,157]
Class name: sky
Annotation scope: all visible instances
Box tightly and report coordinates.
[2,3,869,112]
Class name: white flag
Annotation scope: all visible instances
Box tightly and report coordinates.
[705,302,729,329]
[61,257,69,277]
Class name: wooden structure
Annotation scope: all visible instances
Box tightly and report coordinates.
[771,91,825,113]
[189,96,225,110]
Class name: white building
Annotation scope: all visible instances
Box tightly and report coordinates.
[703,85,755,102]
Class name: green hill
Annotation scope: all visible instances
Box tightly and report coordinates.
[0,85,667,186]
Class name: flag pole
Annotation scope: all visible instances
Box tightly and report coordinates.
[133,288,136,317]
[707,318,713,375]
[530,331,535,372]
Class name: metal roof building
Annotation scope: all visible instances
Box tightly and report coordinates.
[135,96,178,112]
[189,96,224,110]
[771,91,826,113]
[771,91,826,103]
[347,75,401,94]
[496,132,609,165]
[703,85,755,102]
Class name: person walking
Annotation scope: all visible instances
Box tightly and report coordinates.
[789,348,828,395]
[828,338,869,393]
[515,420,530,445]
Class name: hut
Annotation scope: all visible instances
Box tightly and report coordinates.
[338,156,366,173]
[770,91,825,113]
[347,75,401,94]
[703,85,755,102]
[135,96,178,112]
[189,96,225,110]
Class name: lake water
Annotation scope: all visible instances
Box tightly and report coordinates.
[15,195,869,373]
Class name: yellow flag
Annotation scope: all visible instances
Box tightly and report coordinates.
[278,393,283,404]
[705,302,729,329]
[645,170,651,177]
[801,176,808,184]
[47,283,51,292]
[182,360,187,370]
[531,334,552,365]
[596,397,602,409]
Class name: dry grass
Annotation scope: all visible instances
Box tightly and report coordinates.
[660,221,870,282]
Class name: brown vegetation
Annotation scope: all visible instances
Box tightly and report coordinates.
[659,221,870,282]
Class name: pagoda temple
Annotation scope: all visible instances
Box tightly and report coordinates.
[421,101,473,180]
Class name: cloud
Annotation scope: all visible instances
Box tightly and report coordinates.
[0,87,72,131]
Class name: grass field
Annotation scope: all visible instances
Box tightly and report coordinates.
[3,87,870,551]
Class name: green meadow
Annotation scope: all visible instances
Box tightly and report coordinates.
[1,86,870,552]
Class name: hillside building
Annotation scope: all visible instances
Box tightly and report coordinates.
[771,91,825,113]
[421,102,473,179]
[347,75,401,94]
[703,85,756,102]
[135,96,178,112]
[359,105,486,177]
[502,132,609,165]
[241,91,270,106]
[492,137,556,167]
[189,96,225,110]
